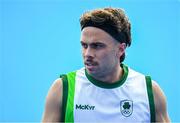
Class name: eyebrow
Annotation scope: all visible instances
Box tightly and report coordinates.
[80,41,105,45]
[80,41,85,44]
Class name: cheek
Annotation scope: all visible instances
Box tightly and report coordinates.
[81,49,85,57]
[99,50,117,62]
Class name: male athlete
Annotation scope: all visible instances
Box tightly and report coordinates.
[42,7,170,122]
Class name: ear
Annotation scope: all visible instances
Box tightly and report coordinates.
[118,43,126,58]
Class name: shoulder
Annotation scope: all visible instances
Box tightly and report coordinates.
[42,78,63,122]
[44,78,63,114]
[151,80,166,109]
[151,80,170,122]
[46,78,63,103]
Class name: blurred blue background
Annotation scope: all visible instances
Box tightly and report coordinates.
[0,0,179,122]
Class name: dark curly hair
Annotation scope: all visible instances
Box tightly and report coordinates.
[80,7,131,63]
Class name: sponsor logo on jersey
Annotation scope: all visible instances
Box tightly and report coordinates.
[76,104,95,110]
[120,100,133,117]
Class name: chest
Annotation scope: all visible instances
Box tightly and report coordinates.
[73,75,150,122]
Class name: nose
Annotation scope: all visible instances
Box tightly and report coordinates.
[84,47,95,59]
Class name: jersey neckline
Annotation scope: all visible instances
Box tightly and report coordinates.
[85,64,129,89]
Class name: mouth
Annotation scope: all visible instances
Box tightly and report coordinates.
[85,62,95,66]
[84,61,97,71]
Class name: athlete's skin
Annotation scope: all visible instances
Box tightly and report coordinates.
[42,27,170,122]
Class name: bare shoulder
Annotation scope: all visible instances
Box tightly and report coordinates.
[152,81,166,107]
[42,78,63,122]
[46,78,63,101]
[152,80,170,122]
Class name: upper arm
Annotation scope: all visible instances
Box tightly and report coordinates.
[152,81,170,122]
[42,78,63,122]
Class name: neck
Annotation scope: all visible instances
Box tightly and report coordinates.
[92,64,124,83]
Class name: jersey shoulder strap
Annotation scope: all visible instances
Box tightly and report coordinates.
[60,74,68,122]
[145,76,156,122]
[60,71,76,122]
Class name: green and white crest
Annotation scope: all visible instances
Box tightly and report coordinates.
[120,100,133,117]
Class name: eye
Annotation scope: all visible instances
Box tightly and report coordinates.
[91,43,105,49]
[81,42,88,49]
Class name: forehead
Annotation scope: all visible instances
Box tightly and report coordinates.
[80,27,116,44]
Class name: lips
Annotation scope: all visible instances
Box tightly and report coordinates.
[84,61,97,71]
[85,62,96,66]
[85,60,98,66]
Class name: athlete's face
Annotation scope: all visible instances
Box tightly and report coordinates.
[80,27,125,77]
